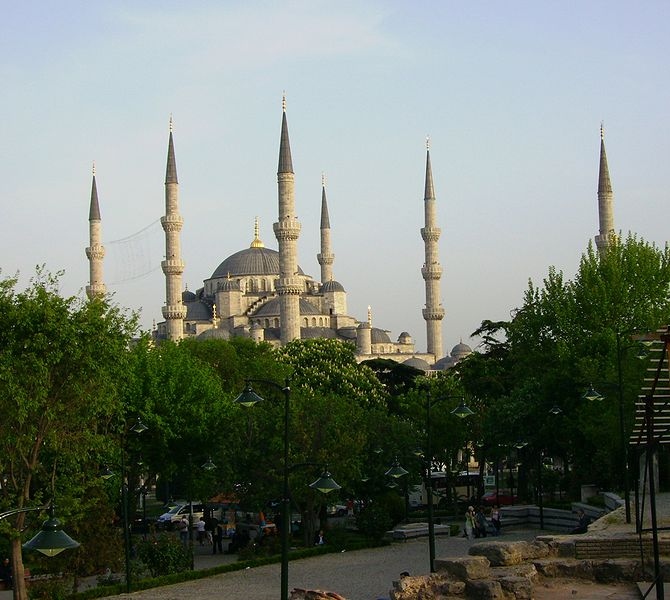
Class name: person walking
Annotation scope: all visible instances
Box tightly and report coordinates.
[464,506,475,540]
[212,521,224,554]
[177,516,189,547]
[490,506,502,535]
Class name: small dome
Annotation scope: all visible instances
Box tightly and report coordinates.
[337,327,358,340]
[403,357,430,371]
[218,278,241,292]
[371,328,391,344]
[321,280,346,293]
[432,356,457,371]
[197,327,230,340]
[398,332,412,343]
[451,342,473,360]
[182,289,196,302]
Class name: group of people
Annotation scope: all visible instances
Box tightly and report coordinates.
[464,505,501,539]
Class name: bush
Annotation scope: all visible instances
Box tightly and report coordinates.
[355,504,392,541]
[136,534,191,577]
[28,578,72,600]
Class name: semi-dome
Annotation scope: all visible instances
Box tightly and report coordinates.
[432,355,457,371]
[403,357,430,371]
[253,297,321,317]
[210,247,305,279]
[371,328,392,344]
[197,328,230,341]
[320,280,346,293]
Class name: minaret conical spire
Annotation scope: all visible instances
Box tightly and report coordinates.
[161,116,187,340]
[595,123,615,254]
[420,138,445,360]
[317,173,335,284]
[85,162,106,299]
[274,95,301,343]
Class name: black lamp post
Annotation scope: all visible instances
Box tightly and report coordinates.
[425,394,473,573]
[235,378,340,600]
[0,504,80,557]
[102,417,147,594]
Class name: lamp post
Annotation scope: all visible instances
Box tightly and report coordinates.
[235,378,340,600]
[103,417,147,594]
[418,392,473,573]
[0,503,79,600]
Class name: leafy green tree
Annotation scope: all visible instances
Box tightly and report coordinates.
[0,269,138,600]
[462,235,670,497]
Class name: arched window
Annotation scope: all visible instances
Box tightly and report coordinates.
[264,319,270,328]
[311,317,317,326]
[274,318,279,328]
[303,318,308,327]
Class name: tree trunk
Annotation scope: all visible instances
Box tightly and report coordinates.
[11,538,28,600]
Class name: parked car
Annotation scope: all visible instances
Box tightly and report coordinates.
[480,491,517,506]
[156,503,205,529]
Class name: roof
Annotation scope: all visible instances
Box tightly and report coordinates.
[210,247,305,279]
[321,280,346,293]
[254,297,321,317]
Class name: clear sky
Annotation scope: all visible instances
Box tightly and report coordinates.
[2,1,669,354]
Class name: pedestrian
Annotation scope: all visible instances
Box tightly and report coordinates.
[177,516,189,547]
[491,506,502,535]
[212,521,224,554]
[464,506,475,539]
[474,506,488,538]
[196,516,207,545]
[0,557,12,590]
[570,509,590,534]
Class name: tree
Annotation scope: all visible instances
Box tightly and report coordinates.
[0,268,138,600]
[462,235,670,496]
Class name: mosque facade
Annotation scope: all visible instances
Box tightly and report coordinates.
[85,107,615,371]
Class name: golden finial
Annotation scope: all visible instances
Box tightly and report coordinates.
[426,135,430,150]
[212,304,219,328]
[600,121,604,140]
[92,161,96,177]
[367,305,372,326]
[250,216,264,248]
[169,114,174,132]
[282,92,286,112]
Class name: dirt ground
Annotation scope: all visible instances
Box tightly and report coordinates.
[533,578,643,599]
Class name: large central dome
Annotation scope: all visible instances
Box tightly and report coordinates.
[210,247,305,279]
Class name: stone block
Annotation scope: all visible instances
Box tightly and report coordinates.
[434,555,491,580]
[468,540,550,567]
[465,579,505,599]
[390,573,464,600]
[498,575,532,599]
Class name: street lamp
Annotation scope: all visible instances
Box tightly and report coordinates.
[421,392,473,573]
[0,503,79,600]
[235,378,340,600]
[102,416,147,594]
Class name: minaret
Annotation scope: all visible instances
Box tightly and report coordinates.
[420,138,445,360]
[317,173,335,283]
[85,162,106,299]
[595,124,615,254]
[161,117,187,341]
[273,95,302,344]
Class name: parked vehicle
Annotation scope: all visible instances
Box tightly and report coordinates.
[156,502,205,529]
[480,491,517,506]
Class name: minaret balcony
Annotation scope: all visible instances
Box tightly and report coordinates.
[277,278,303,295]
[162,304,187,320]
[421,265,442,279]
[86,245,106,260]
[86,283,107,298]
[317,252,334,265]
[161,259,185,275]
[273,218,301,241]
[421,227,441,242]
[422,307,445,320]
[161,214,184,232]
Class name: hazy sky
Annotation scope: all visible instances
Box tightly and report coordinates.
[2,1,669,355]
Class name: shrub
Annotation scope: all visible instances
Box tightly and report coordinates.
[28,578,72,600]
[136,534,191,577]
[355,504,392,541]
